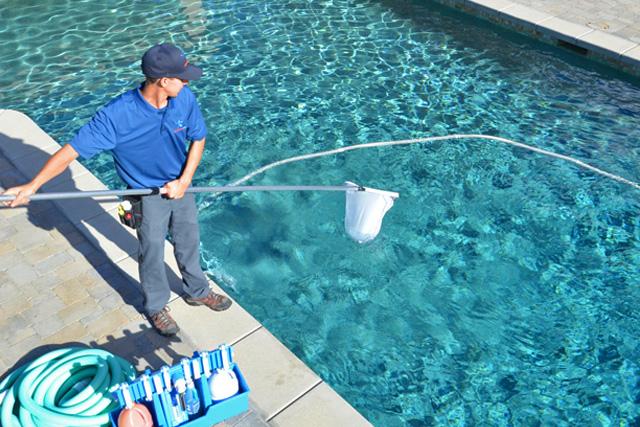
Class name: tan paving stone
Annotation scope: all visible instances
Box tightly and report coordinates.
[0,315,36,346]
[119,303,146,322]
[22,292,66,323]
[97,292,129,311]
[85,277,117,300]
[5,211,35,228]
[10,227,52,252]
[32,315,66,337]
[0,240,16,256]
[6,262,39,286]
[22,244,57,264]
[0,356,7,376]
[44,237,73,255]
[0,205,26,219]
[35,251,75,275]
[53,258,94,282]
[84,308,131,341]
[19,274,64,300]
[1,334,46,369]
[53,277,92,305]
[0,297,32,318]
[0,250,23,272]
[0,274,20,302]
[0,223,18,241]
[43,321,88,345]
[57,296,100,324]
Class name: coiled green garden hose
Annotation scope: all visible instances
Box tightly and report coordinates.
[0,347,136,427]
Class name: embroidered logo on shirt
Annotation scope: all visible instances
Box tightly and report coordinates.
[174,119,186,133]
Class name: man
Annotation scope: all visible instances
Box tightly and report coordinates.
[2,43,231,336]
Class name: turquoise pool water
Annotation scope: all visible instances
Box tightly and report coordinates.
[3,0,640,424]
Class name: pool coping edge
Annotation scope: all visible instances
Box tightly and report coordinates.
[433,0,640,78]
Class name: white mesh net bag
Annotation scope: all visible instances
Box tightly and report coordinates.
[344,181,398,243]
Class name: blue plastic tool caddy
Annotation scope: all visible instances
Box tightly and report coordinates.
[109,345,249,427]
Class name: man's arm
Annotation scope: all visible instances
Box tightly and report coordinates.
[1,144,79,207]
[161,138,205,199]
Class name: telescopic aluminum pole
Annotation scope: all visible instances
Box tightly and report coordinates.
[0,184,366,202]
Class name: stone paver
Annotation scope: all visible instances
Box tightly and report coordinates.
[513,0,640,43]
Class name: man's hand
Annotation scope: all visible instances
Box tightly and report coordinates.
[2,183,37,208]
[161,179,190,199]
[1,144,78,208]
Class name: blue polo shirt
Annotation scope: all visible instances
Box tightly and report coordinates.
[69,84,207,189]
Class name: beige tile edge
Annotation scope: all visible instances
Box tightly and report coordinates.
[268,382,372,427]
[0,110,63,153]
[1,110,370,425]
[535,17,594,42]
[576,30,639,55]
[622,45,640,65]
[499,3,552,26]
[232,328,323,421]
[266,379,323,422]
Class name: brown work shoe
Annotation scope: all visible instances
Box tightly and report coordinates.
[148,306,179,336]
[184,290,232,311]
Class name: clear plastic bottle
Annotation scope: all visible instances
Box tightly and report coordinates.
[181,358,201,418]
[171,376,189,425]
[184,377,201,417]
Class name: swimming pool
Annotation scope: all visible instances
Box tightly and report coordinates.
[3,0,640,424]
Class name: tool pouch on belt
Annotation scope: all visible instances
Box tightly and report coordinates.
[117,196,142,229]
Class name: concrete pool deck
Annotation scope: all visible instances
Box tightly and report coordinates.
[434,0,640,76]
[0,109,370,426]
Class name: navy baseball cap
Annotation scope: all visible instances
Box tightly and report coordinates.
[141,43,203,80]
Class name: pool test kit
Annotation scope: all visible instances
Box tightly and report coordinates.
[109,344,249,427]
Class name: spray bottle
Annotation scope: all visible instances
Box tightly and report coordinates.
[172,374,189,425]
[162,366,187,425]
[181,358,201,418]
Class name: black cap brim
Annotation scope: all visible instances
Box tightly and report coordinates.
[175,64,203,81]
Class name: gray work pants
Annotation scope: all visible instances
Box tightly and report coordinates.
[136,193,210,315]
